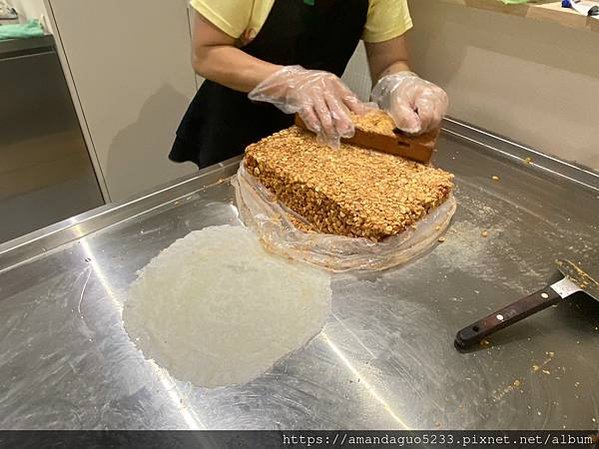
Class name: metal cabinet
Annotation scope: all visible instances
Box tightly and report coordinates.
[0,35,104,244]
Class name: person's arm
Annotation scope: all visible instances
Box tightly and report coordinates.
[191,10,281,92]
[365,35,449,134]
[365,34,411,84]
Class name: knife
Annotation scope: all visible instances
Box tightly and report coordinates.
[455,259,599,350]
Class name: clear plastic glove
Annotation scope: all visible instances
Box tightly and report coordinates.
[249,65,370,148]
[371,72,449,135]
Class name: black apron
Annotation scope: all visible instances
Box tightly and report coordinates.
[170,0,369,169]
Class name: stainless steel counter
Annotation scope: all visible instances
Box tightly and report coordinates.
[0,121,598,430]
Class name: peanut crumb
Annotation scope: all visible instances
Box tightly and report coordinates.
[352,110,397,136]
[481,230,489,238]
[492,176,500,181]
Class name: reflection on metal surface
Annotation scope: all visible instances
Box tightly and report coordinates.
[79,238,205,430]
[80,240,118,306]
[0,157,241,273]
[321,332,411,430]
[0,35,104,244]
[443,118,599,193]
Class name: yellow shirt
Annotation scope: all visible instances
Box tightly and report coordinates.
[190,0,412,43]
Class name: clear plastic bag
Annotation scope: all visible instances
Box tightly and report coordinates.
[233,164,457,272]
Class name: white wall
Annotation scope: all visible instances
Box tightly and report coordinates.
[409,0,599,170]
[343,1,599,171]
[46,0,198,202]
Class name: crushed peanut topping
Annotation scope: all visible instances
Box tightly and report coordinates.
[244,122,454,242]
[352,110,397,136]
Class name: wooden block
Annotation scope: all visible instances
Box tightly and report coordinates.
[294,115,438,164]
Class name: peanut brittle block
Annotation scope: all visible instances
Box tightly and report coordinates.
[244,116,454,242]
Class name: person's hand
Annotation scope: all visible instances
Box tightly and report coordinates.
[249,65,370,148]
[371,72,448,135]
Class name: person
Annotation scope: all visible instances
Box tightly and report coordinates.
[170,0,449,169]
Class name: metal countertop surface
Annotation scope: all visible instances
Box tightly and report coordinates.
[0,122,598,430]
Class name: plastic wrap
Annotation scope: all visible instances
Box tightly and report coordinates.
[233,164,457,272]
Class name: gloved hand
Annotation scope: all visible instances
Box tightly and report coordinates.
[371,72,449,135]
[249,65,370,148]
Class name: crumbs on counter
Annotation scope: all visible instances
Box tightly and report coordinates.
[492,378,524,401]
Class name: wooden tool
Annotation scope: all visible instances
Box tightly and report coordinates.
[294,114,439,164]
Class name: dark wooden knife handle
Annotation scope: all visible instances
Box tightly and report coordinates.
[454,286,563,350]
